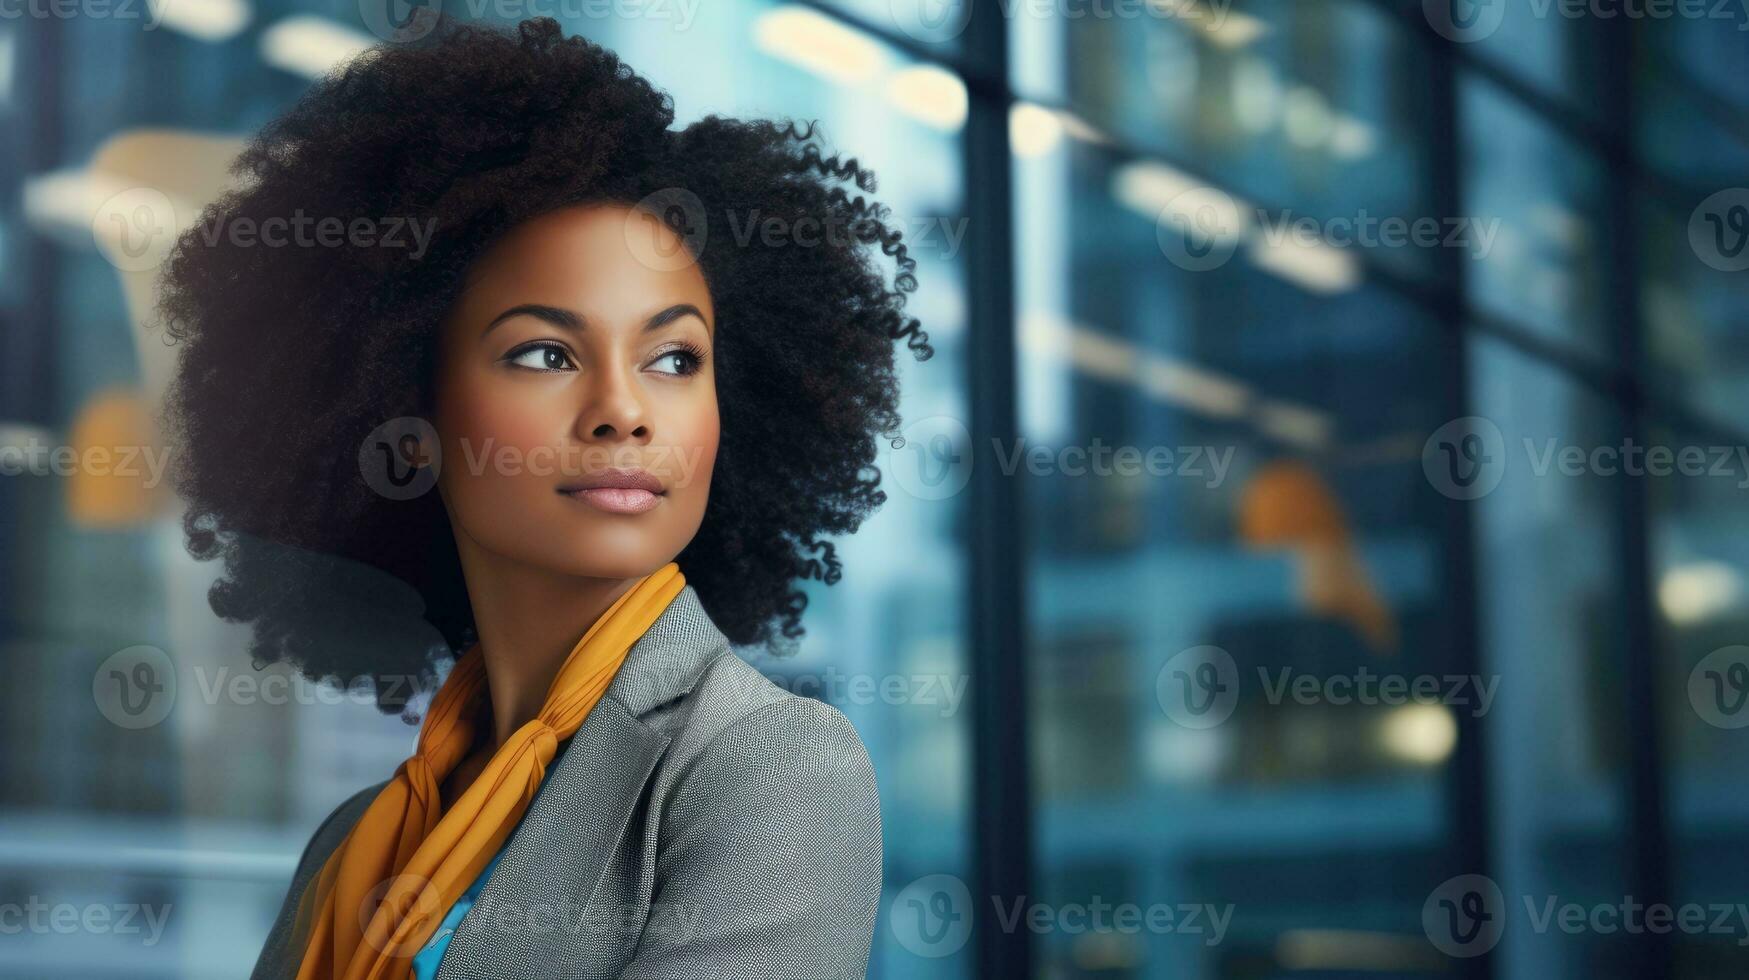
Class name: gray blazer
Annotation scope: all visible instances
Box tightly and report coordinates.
[251,584,883,979]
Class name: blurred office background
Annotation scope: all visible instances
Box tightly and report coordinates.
[2,0,1748,977]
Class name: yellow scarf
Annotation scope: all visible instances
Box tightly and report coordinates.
[291,562,685,980]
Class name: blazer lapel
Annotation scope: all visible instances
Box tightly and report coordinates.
[435,583,731,978]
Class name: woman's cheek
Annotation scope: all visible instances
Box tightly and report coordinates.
[678,398,720,495]
[443,381,569,480]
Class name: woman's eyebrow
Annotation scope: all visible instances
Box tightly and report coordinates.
[482,303,582,335]
[481,302,706,336]
[645,303,707,333]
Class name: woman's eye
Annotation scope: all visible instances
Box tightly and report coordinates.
[649,348,703,376]
[506,344,574,372]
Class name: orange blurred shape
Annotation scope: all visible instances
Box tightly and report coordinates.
[1238,460,1398,654]
[1238,459,1352,549]
[66,387,169,528]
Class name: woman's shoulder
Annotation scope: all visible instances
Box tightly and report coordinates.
[665,649,874,765]
[285,651,883,881]
[617,655,885,976]
[649,649,881,822]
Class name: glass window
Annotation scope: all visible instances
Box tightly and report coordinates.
[1425,0,1613,122]
[1641,192,1749,428]
[823,0,970,58]
[1634,67,1749,189]
[1012,0,1438,230]
[1460,74,1612,360]
[1648,419,1749,976]
[1470,333,1635,978]
[1018,120,1467,978]
[1639,13,1749,110]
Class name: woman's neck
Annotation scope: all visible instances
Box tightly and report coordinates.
[450,531,637,749]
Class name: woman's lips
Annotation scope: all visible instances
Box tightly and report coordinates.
[562,487,662,514]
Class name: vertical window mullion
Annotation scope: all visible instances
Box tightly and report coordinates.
[961,3,1032,978]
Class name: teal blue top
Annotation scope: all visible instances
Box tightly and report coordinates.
[411,764,558,979]
[412,847,508,979]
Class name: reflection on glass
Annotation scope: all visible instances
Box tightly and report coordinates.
[1634,59,1749,190]
[1639,15,1749,111]
[1641,194,1749,428]
[1018,114,1463,978]
[1433,0,1611,120]
[1461,74,1609,358]
[1470,333,1633,979]
[1011,0,1433,228]
[822,0,970,55]
[1649,420,1749,978]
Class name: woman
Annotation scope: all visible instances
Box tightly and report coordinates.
[158,16,931,979]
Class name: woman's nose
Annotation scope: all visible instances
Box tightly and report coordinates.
[575,362,650,442]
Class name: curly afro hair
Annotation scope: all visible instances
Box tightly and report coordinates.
[157,16,932,717]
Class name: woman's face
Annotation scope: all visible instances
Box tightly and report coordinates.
[431,203,718,581]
